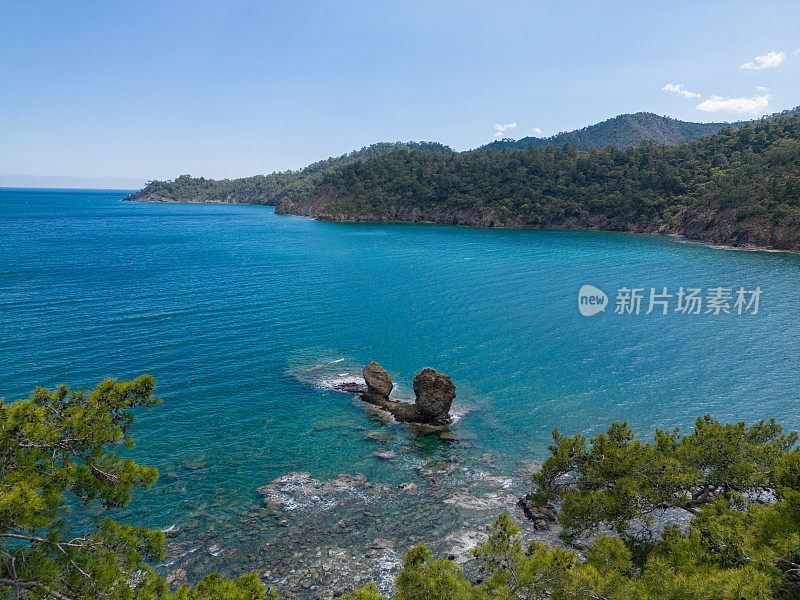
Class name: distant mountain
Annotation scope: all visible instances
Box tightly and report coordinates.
[124,141,452,206]
[480,112,733,151]
[480,107,800,152]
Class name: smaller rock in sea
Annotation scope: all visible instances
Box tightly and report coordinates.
[334,382,367,394]
[363,362,393,397]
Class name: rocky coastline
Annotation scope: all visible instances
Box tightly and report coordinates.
[155,362,658,599]
[155,363,565,598]
[160,455,564,599]
[275,194,800,253]
[121,189,800,254]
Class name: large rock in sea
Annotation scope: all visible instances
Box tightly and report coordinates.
[363,361,393,397]
[413,367,456,421]
[355,362,455,427]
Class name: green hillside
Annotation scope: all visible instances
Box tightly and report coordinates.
[277,114,800,250]
[124,141,452,206]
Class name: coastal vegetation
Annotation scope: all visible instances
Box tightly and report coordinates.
[3,376,799,599]
[125,142,451,206]
[121,104,800,252]
[127,111,766,207]
[347,416,800,600]
[127,108,800,251]
[281,112,800,250]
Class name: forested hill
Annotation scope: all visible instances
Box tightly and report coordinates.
[124,141,452,206]
[126,109,797,209]
[480,112,731,151]
[276,114,800,251]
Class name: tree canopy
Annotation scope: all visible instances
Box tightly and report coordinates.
[127,142,452,206]
[531,416,797,540]
[344,417,800,600]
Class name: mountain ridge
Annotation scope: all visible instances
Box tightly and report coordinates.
[125,109,798,207]
[480,112,734,151]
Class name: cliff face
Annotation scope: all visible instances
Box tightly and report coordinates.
[276,191,800,251]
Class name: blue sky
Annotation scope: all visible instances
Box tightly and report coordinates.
[1,0,799,188]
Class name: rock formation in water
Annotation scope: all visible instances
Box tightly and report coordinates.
[413,367,456,422]
[363,361,393,397]
[354,362,455,426]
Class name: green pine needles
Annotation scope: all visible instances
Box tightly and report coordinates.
[0,376,277,600]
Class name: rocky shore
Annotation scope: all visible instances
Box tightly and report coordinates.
[160,454,561,599]
[275,194,800,254]
[154,362,724,599]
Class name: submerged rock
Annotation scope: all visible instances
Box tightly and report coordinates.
[443,492,518,510]
[373,450,397,460]
[256,472,391,513]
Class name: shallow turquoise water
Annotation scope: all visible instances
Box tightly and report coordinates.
[2,188,800,584]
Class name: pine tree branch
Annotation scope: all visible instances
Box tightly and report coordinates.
[0,577,75,600]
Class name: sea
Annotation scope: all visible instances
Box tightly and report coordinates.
[2,187,799,596]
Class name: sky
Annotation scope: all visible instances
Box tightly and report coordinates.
[1,0,799,188]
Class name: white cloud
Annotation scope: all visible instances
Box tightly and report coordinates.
[696,92,771,115]
[661,83,701,99]
[756,86,769,93]
[493,122,518,139]
[740,51,786,70]
[533,127,543,135]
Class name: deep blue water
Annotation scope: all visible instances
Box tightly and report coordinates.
[2,188,800,578]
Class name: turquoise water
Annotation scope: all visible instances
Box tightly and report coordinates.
[2,188,800,591]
